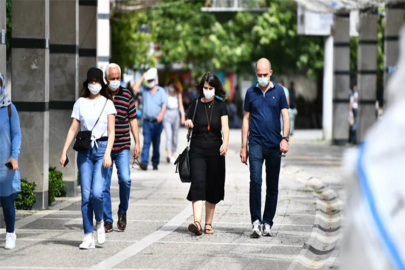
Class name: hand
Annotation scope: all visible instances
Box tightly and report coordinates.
[7,158,18,171]
[59,154,67,167]
[185,119,194,129]
[103,155,112,168]
[157,114,164,123]
[134,144,141,159]
[280,140,289,154]
[220,144,228,156]
[240,147,248,164]
[180,115,186,126]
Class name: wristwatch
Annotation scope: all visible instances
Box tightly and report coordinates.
[282,137,289,143]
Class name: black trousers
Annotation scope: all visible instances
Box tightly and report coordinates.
[187,151,226,204]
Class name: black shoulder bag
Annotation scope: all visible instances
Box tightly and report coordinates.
[73,99,108,152]
[174,99,198,183]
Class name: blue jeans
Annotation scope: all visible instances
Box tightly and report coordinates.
[249,143,281,227]
[0,192,19,233]
[103,149,131,224]
[141,120,163,167]
[77,141,109,234]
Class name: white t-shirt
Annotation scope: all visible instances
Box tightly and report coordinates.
[167,94,179,109]
[71,96,117,140]
[351,91,359,109]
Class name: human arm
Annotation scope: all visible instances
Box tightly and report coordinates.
[220,116,229,156]
[103,114,115,168]
[60,118,81,167]
[280,108,290,154]
[130,118,140,159]
[240,111,250,164]
[132,72,146,94]
[8,105,21,171]
[178,93,186,125]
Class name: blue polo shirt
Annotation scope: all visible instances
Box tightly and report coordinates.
[140,86,167,119]
[244,82,289,148]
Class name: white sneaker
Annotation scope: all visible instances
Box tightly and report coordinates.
[170,156,176,164]
[250,220,262,238]
[5,232,16,250]
[96,222,105,245]
[262,223,272,236]
[79,234,95,249]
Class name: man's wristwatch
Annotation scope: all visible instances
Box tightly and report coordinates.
[282,137,289,143]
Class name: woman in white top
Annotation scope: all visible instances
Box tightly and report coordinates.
[59,67,116,249]
[163,78,185,163]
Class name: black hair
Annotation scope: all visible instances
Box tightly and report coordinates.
[195,72,226,100]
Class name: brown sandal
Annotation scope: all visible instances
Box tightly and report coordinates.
[205,224,215,234]
[188,221,202,236]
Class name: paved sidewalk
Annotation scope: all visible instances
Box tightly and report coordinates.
[0,129,346,270]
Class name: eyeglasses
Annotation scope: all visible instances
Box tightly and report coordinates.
[132,158,140,168]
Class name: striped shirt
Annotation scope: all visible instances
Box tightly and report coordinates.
[112,87,137,151]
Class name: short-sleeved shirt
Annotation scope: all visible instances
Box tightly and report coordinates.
[244,82,289,148]
[71,96,117,140]
[188,97,228,155]
[140,86,167,119]
[112,87,137,151]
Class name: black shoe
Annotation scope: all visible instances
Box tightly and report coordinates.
[153,166,158,170]
[139,162,147,171]
[104,221,113,233]
[117,212,127,231]
[166,157,170,163]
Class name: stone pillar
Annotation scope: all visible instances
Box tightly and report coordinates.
[49,0,79,197]
[384,0,405,107]
[97,0,110,72]
[0,0,6,228]
[323,35,334,142]
[11,0,50,209]
[79,0,97,85]
[332,10,350,145]
[357,8,378,142]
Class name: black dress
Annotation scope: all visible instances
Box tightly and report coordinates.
[186,97,228,204]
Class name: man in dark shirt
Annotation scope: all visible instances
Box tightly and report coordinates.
[240,58,290,238]
[103,63,140,233]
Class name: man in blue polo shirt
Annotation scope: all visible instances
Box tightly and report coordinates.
[240,58,290,238]
[133,68,167,170]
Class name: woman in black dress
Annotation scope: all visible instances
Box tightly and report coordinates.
[185,72,229,235]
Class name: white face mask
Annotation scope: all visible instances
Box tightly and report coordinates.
[257,77,270,87]
[147,80,156,88]
[88,83,102,95]
[203,88,215,99]
[168,86,175,92]
[108,80,120,91]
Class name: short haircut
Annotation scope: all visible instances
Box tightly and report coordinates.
[105,63,121,79]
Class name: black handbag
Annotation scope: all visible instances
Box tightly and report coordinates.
[73,99,108,152]
[174,99,198,183]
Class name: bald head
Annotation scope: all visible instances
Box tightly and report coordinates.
[256,58,271,71]
[255,58,273,89]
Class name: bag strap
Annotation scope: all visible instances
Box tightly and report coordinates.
[8,104,11,119]
[91,99,108,132]
[187,99,199,145]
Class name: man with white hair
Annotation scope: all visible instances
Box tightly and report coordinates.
[103,63,140,233]
[133,68,167,170]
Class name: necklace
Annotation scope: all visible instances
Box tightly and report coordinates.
[204,99,215,131]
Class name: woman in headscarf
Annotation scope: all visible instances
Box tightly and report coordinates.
[0,72,22,250]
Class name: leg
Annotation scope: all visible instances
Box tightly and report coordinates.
[262,148,282,227]
[1,193,19,233]
[205,202,216,234]
[77,150,94,234]
[171,112,180,155]
[92,142,108,223]
[163,117,173,159]
[141,121,153,166]
[249,144,264,224]
[151,122,163,168]
[115,149,131,215]
[103,152,116,224]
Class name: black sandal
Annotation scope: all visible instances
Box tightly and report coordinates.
[188,221,202,236]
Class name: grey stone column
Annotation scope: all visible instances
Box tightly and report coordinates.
[79,0,97,85]
[357,8,378,142]
[384,0,405,107]
[0,0,6,228]
[11,0,50,209]
[332,10,350,145]
[49,0,79,197]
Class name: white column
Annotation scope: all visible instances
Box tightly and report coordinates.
[97,0,110,73]
[323,35,334,141]
[0,0,6,227]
